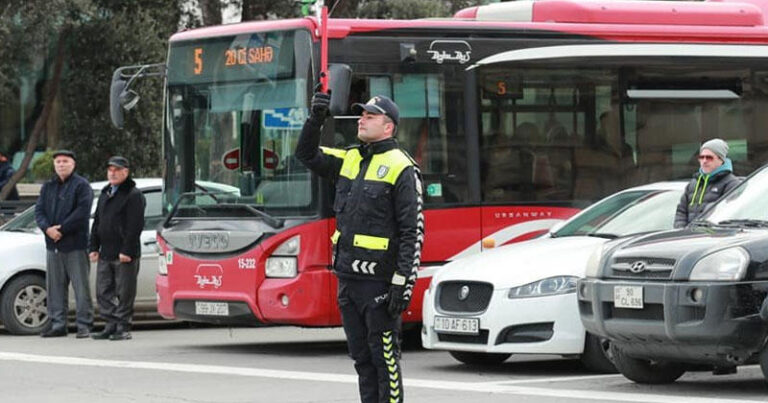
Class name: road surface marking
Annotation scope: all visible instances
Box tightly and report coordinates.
[0,351,760,403]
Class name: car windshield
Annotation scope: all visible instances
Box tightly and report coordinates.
[554,188,683,238]
[704,166,768,225]
[0,206,39,233]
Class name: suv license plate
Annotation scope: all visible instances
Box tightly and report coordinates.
[434,316,479,335]
[614,286,643,309]
[195,301,229,316]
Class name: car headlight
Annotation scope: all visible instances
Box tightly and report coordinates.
[689,247,749,281]
[265,235,300,278]
[507,276,578,299]
[584,244,605,278]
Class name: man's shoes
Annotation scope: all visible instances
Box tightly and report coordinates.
[40,327,67,338]
[109,330,132,341]
[91,326,116,340]
[76,328,92,339]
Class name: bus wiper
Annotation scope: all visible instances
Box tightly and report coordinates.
[216,203,285,229]
[717,219,768,228]
[586,233,618,239]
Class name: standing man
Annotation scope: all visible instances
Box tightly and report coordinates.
[34,150,94,338]
[296,91,424,403]
[89,156,145,341]
[0,149,19,200]
[674,138,741,228]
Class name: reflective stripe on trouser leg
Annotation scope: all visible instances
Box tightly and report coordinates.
[382,330,402,403]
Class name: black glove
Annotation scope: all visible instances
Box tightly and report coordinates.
[387,283,411,319]
[310,83,331,121]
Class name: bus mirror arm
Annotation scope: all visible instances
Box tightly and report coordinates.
[110,63,166,129]
[327,63,352,116]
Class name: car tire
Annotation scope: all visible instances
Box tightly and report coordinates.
[580,333,617,373]
[759,343,768,382]
[610,343,685,384]
[0,274,49,335]
[449,351,511,366]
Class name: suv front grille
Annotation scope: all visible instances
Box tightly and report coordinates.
[437,281,493,313]
[609,256,675,279]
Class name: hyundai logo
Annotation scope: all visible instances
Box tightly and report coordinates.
[629,261,647,273]
[458,285,470,301]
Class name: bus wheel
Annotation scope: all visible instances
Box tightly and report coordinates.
[449,351,511,366]
[580,333,617,373]
[610,343,685,384]
[0,274,49,335]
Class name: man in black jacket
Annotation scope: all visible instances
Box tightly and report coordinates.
[89,156,145,341]
[296,91,424,403]
[34,150,94,338]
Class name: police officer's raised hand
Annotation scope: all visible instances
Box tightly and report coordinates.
[387,283,411,319]
[310,83,331,121]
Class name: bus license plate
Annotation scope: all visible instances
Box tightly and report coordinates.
[195,301,229,316]
[614,286,643,309]
[434,316,479,335]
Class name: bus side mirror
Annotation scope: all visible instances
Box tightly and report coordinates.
[328,63,352,116]
[110,71,127,129]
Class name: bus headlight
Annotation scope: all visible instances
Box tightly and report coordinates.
[507,276,578,299]
[158,254,168,275]
[265,235,300,278]
[689,247,749,281]
[265,257,297,278]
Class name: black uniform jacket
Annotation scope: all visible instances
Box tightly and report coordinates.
[296,118,424,292]
[89,177,146,260]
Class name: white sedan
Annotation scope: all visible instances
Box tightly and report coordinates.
[0,178,239,335]
[422,181,686,371]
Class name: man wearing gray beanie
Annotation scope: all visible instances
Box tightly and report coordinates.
[674,138,741,227]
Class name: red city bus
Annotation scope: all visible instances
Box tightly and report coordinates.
[109,0,768,328]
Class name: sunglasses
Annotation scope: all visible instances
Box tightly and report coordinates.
[698,155,716,161]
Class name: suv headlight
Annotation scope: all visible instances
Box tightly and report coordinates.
[584,244,605,278]
[265,235,300,278]
[689,247,749,281]
[508,276,578,299]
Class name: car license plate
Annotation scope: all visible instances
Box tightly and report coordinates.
[614,286,643,309]
[434,316,479,335]
[195,301,229,316]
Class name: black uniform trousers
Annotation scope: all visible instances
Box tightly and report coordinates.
[96,258,139,331]
[338,278,404,403]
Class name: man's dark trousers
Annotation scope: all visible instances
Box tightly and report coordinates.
[96,259,139,331]
[338,278,404,403]
[46,250,93,333]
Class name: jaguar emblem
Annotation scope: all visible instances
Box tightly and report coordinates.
[458,285,470,301]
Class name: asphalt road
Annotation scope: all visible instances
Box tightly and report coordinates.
[0,323,766,403]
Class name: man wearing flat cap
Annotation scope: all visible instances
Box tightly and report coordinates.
[35,150,94,337]
[674,138,742,228]
[89,156,145,341]
[296,91,423,403]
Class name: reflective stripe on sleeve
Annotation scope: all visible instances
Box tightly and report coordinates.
[331,229,340,245]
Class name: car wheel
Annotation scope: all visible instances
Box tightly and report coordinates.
[610,343,685,384]
[449,351,511,365]
[759,343,768,382]
[580,333,617,373]
[0,274,49,335]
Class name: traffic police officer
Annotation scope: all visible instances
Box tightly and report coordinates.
[296,90,424,403]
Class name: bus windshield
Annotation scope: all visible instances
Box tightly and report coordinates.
[163,29,314,217]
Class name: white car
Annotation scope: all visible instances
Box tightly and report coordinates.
[422,181,686,371]
[0,178,239,335]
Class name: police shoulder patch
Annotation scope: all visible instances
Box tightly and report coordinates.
[377,165,389,178]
